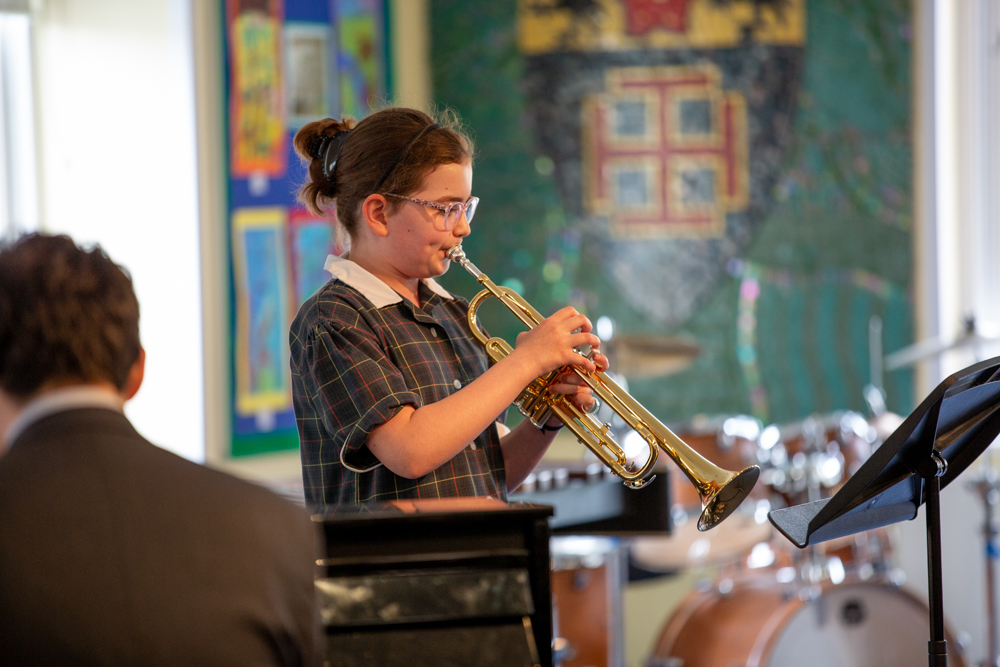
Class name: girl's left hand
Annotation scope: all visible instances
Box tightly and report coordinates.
[544,352,609,416]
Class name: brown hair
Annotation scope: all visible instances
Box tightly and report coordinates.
[0,233,141,398]
[292,107,475,238]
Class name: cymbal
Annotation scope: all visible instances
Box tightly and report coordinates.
[884,332,1000,370]
[605,334,700,379]
[884,316,1000,370]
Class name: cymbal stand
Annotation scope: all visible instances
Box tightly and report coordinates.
[971,467,1000,667]
[864,315,888,417]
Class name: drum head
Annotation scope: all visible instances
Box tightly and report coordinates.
[766,583,957,667]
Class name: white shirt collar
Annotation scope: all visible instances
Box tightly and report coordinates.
[324,253,454,308]
[3,385,125,448]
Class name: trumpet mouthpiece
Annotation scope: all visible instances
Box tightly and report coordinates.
[447,245,466,261]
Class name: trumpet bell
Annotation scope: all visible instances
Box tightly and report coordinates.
[698,465,761,531]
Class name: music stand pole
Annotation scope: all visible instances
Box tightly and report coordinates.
[926,451,949,667]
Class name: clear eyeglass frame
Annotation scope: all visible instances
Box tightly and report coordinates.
[383,193,479,231]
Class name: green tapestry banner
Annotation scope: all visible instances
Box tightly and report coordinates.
[431,0,914,427]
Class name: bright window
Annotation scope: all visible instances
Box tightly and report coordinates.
[0,6,39,237]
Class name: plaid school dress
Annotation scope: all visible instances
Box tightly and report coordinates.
[289,254,508,510]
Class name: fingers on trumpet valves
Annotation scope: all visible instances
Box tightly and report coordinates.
[546,373,599,412]
[591,352,609,373]
[513,307,603,376]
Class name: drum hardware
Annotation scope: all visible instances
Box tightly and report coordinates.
[969,464,1000,667]
[536,469,553,492]
[645,658,682,667]
[552,636,572,666]
[753,412,897,586]
[755,411,880,505]
[586,462,604,483]
[865,314,889,418]
[520,463,611,494]
[449,245,760,530]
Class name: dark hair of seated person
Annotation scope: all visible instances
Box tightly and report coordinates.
[0,233,140,399]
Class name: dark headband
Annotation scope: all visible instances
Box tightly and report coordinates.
[370,123,441,194]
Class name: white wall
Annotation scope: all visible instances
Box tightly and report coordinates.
[33,0,204,461]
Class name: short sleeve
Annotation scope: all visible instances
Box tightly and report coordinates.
[299,319,421,471]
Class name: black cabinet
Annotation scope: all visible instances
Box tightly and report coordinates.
[315,499,554,667]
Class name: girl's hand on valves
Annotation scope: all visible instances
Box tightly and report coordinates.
[547,372,592,412]
[511,307,602,378]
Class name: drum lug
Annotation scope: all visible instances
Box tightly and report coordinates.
[797,583,822,602]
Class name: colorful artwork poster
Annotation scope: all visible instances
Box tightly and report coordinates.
[232,207,292,417]
[285,22,331,129]
[333,0,383,118]
[288,207,343,305]
[227,0,286,177]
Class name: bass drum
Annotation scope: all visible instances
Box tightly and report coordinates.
[650,577,966,667]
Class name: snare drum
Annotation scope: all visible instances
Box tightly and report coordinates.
[650,575,966,667]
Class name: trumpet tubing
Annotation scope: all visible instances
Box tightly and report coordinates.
[448,245,760,531]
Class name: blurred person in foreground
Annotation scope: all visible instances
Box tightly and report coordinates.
[0,233,320,666]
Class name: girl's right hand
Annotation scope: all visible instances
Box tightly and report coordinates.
[509,307,602,379]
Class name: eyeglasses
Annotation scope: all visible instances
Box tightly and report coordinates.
[383,194,479,231]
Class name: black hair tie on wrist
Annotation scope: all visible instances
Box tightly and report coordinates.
[540,422,563,432]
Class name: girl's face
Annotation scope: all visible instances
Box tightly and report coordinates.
[383,160,473,280]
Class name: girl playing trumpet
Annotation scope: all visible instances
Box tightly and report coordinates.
[289,107,607,509]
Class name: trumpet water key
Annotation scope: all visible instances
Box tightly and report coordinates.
[447,245,760,531]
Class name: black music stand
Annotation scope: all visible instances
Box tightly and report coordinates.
[769,356,1000,667]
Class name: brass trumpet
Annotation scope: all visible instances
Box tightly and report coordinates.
[448,245,760,531]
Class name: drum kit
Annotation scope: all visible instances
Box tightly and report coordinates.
[626,410,969,667]
[543,319,1000,666]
